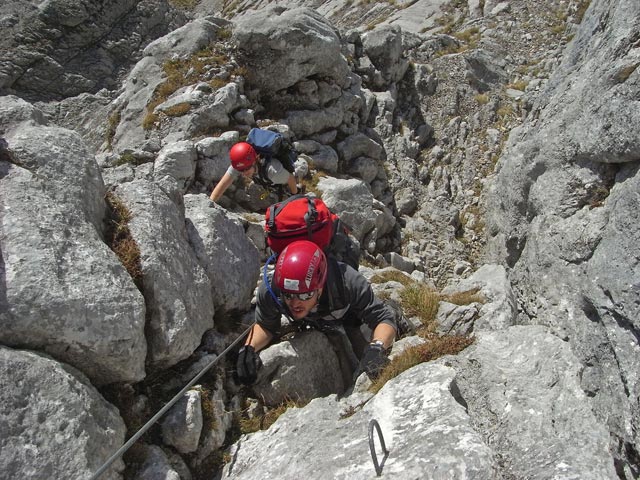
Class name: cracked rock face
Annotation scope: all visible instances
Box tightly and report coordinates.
[0,0,188,101]
[485,0,640,471]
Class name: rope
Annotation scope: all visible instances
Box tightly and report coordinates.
[90,321,256,480]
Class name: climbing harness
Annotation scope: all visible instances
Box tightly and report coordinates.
[368,419,389,477]
[89,321,256,480]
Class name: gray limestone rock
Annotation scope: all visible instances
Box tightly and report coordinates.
[454,326,617,479]
[0,103,146,385]
[440,264,518,332]
[113,180,214,369]
[161,390,203,454]
[252,331,345,406]
[184,194,260,312]
[136,445,181,480]
[317,176,377,244]
[153,140,197,194]
[361,25,409,87]
[0,346,126,480]
[225,361,495,479]
[195,130,240,189]
[232,7,350,93]
[485,1,640,471]
[0,0,187,101]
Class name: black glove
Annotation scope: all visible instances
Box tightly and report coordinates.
[236,345,261,386]
[354,342,389,381]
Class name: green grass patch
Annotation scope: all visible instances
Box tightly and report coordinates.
[370,334,474,393]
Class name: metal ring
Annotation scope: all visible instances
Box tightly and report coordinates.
[368,419,389,476]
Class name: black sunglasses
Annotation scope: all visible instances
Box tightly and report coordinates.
[282,290,317,301]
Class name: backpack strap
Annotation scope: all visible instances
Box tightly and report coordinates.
[255,160,273,188]
[325,256,348,312]
[262,253,295,323]
[263,253,282,308]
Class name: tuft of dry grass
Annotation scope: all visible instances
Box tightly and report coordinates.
[105,110,121,150]
[339,405,359,419]
[300,169,328,197]
[239,398,307,434]
[507,80,528,91]
[588,185,610,209]
[474,93,490,105]
[400,283,440,330]
[454,26,480,47]
[496,104,514,119]
[613,63,638,84]
[112,152,148,167]
[217,27,232,40]
[209,78,229,89]
[142,108,160,131]
[163,102,191,117]
[370,335,474,393]
[104,192,143,288]
[575,0,591,23]
[168,0,198,9]
[370,270,414,286]
[195,386,218,432]
[442,288,484,305]
[143,46,232,130]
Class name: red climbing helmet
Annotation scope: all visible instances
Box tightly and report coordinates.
[274,240,328,293]
[229,142,257,171]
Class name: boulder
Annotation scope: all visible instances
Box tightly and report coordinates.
[0,346,126,479]
[232,7,350,93]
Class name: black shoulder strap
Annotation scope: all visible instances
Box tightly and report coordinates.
[325,256,347,312]
[256,160,273,187]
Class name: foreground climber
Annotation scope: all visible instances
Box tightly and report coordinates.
[210,133,298,202]
[236,240,397,387]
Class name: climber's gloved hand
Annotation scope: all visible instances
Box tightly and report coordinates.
[354,341,389,381]
[236,345,261,386]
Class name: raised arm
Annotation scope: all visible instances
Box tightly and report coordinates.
[287,173,298,195]
[210,172,234,202]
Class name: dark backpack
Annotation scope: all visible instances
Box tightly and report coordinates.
[264,194,360,270]
[246,128,297,188]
